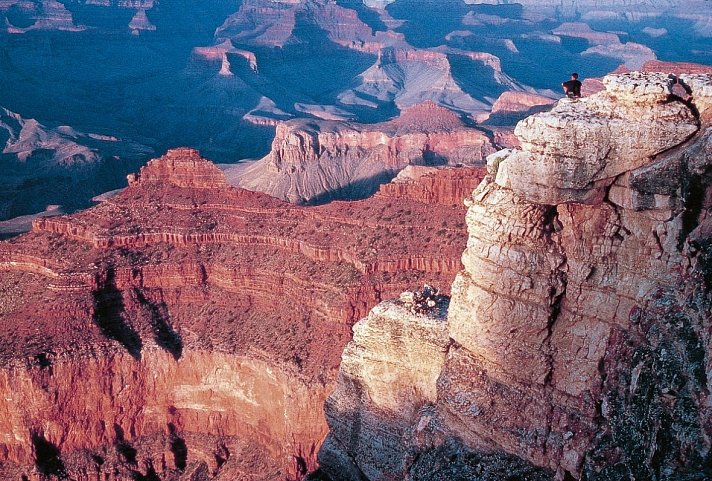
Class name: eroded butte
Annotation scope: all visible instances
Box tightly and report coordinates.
[0,148,483,481]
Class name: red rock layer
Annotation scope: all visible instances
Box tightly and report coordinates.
[375,165,486,207]
[267,102,493,169]
[0,149,471,480]
[128,148,228,189]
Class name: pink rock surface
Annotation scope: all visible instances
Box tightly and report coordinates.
[0,148,476,480]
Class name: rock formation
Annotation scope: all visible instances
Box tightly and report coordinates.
[374,165,485,207]
[320,72,712,481]
[0,147,475,480]
[505,73,698,204]
[192,40,258,76]
[484,91,556,126]
[226,102,496,204]
[0,106,151,223]
[209,0,530,119]
[321,290,451,481]
[338,47,498,116]
[7,0,702,226]
[0,0,157,32]
[127,149,228,189]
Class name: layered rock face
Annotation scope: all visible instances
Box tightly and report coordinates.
[128,148,228,189]
[490,91,556,116]
[374,165,485,207]
[502,73,699,204]
[0,148,473,480]
[320,72,712,481]
[227,102,496,204]
[322,295,450,481]
[210,0,521,118]
[484,91,556,126]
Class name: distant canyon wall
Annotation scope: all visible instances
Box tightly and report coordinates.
[229,102,496,204]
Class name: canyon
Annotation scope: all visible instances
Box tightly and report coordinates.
[0,147,483,480]
[4,0,711,226]
[0,107,151,226]
[0,1,711,480]
[320,72,712,481]
[226,102,497,204]
[2,70,711,481]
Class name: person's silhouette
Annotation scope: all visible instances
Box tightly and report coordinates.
[562,73,582,99]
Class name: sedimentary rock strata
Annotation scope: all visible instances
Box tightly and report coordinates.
[321,72,712,481]
[374,165,485,207]
[227,102,496,204]
[504,72,699,204]
[0,147,473,480]
[485,91,556,126]
[322,294,450,481]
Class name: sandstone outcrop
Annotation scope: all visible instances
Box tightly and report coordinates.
[485,91,556,126]
[0,148,472,480]
[227,102,496,204]
[127,148,228,189]
[319,72,712,481]
[501,73,699,204]
[192,40,258,76]
[322,293,450,481]
[490,91,556,115]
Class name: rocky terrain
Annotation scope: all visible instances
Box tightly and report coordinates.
[3,0,710,227]
[225,102,496,204]
[319,72,712,481]
[374,165,485,207]
[484,91,557,126]
[0,0,711,479]
[0,107,151,223]
[0,147,482,480]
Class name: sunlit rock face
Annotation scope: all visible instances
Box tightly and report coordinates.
[322,295,450,481]
[320,72,712,481]
[442,72,712,480]
[226,102,496,204]
[0,148,476,480]
[501,73,699,204]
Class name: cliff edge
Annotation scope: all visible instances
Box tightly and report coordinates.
[320,72,712,481]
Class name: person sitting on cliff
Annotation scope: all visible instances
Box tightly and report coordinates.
[562,73,582,99]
